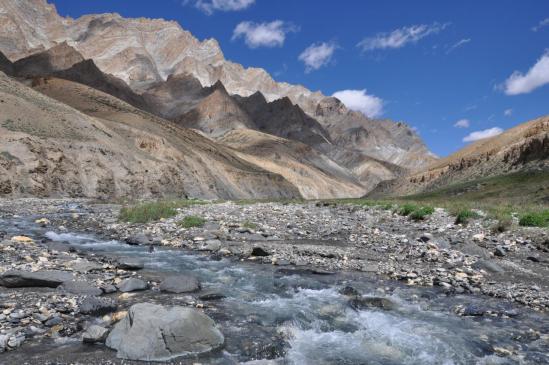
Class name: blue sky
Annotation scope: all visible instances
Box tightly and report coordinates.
[50,0,549,156]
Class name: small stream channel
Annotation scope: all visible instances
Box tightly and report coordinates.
[1,209,548,364]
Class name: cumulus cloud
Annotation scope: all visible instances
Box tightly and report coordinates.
[189,0,255,14]
[298,42,337,72]
[332,89,384,118]
[453,119,470,128]
[502,51,549,95]
[446,38,471,54]
[232,21,298,48]
[357,22,449,52]
[463,127,503,142]
[504,108,513,117]
[532,18,549,32]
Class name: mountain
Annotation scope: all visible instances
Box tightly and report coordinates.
[0,0,435,170]
[368,116,549,197]
[0,71,300,199]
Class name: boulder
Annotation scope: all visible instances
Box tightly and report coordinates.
[472,259,504,273]
[160,275,200,294]
[106,303,224,361]
[116,257,145,270]
[0,270,73,288]
[58,281,103,296]
[251,246,270,257]
[117,278,148,292]
[125,234,151,246]
[349,296,396,311]
[82,325,109,344]
[79,296,117,316]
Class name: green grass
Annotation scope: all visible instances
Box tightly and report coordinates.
[398,203,418,216]
[178,215,206,228]
[118,199,207,223]
[519,210,549,227]
[454,209,481,225]
[409,206,435,221]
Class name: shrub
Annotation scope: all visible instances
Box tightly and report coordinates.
[454,209,480,225]
[178,215,206,228]
[410,206,435,221]
[119,201,178,223]
[398,203,418,216]
[492,217,513,233]
[519,211,549,227]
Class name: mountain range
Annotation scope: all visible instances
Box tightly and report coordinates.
[0,0,546,200]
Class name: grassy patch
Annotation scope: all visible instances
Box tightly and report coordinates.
[398,203,418,216]
[178,215,206,228]
[119,199,207,223]
[519,210,549,227]
[409,206,435,221]
[454,209,480,225]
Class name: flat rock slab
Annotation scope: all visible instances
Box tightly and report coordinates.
[0,270,74,288]
[58,281,103,296]
[106,303,224,361]
[160,275,200,294]
[117,278,148,292]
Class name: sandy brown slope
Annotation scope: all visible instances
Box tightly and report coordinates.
[368,116,549,197]
[218,129,367,199]
[0,72,300,199]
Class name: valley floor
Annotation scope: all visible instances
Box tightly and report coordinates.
[0,198,548,363]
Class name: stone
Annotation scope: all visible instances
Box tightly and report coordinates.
[0,270,73,288]
[160,275,200,294]
[106,303,224,361]
[116,257,145,270]
[45,316,62,327]
[251,246,270,257]
[349,297,396,311]
[82,325,109,344]
[35,218,50,227]
[472,234,485,242]
[462,304,486,317]
[419,233,433,242]
[125,234,151,246]
[117,278,148,292]
[79,297,117,316]
[58,281,103,296]
[198,239,222,252]
[198,292,226,301]
[68,259,103,273]
[494,246,506,257]
[339,286,360,297]
[11,236,33,244]
[101,284,118,294]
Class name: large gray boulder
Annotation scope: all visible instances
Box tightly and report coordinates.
[116,257,145,270]
[159,275,200,294]
[58,281,103,296]
[106,303,224,361]
[0,270,73,288]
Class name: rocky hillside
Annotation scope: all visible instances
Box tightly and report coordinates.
[369,116,549,197]
[0,71,300,199]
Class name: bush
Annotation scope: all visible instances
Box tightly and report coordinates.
[519,211,549,227]
[119,202,178,223]
[179,215,206,228]
[454,209,480,225]
[409,206,435,221]
[398,203,418,216]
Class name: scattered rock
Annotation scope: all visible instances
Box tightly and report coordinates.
[82,325,109,344]
[79,296,117,316]
[117,278,148,293]
[251,246,270,257]
[58,281,103,296]
[0,270,73,288]
[349,297,396,311]
[116,257,144,270]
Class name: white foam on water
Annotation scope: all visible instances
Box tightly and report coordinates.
[45,231,92,242]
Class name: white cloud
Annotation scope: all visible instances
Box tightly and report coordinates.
[446,38,471,54]
[463,127,503,142]
[357,22,449,52]
[503,51,549,95]
[532,18,549,32]
[232,21,297,48]
[332,89,384,118]
[454,119,470,128]
[298,42,337,72]
[504,108,513,117]
[190,0,255,14]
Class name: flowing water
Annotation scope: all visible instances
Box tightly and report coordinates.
[1,211,548,364]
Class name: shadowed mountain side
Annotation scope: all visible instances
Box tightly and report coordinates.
[0,51,14,75]
[368,116,549,198]
[218,129,367,199]
[0,72,300,199]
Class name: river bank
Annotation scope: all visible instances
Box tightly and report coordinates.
[0,198,548,364]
